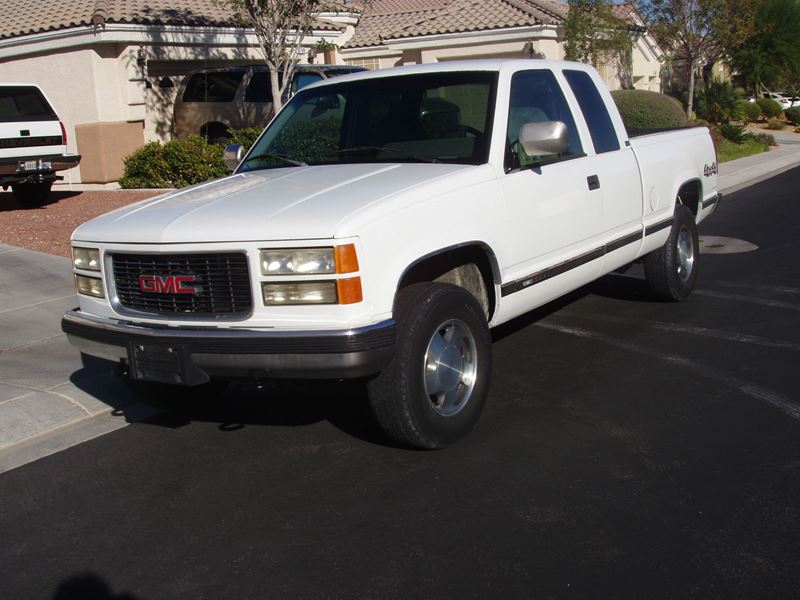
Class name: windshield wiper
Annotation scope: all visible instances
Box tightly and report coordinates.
[241,152,308,168]
[334,146,439,164]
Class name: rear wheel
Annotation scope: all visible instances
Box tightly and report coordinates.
[644,204,699,301]
[124,378,227,411]
[12,181,52,206]
[367,283,492,449]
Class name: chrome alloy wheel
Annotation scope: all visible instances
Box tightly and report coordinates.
[677,225,696,283]
[423,319,478,417]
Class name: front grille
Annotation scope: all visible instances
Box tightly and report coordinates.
[112,252,252,317]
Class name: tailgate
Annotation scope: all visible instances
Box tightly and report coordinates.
[0,86,65,160]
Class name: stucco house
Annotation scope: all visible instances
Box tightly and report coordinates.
[0,0,662,184]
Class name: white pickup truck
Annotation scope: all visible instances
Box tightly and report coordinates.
[62,60,720,448]
[0,84,80,205]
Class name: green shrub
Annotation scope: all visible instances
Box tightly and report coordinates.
[610,89,688,131]
[738,101,763,123]
[784,106,800,124]
[756,98,783,119]
[752,132,777,146]
[228,128,262,152]
[119,136,228,189]
[766,118,786,130]
[719,123,749,143]
[695,80,743,123]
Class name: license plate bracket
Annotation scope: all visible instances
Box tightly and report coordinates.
[127,342,209,386]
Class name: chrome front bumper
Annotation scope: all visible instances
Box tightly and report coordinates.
[62,309,395,382]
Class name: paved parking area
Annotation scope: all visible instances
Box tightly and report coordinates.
[0,168,799,599]
[0,244,150,470]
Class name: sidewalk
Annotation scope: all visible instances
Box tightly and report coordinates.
[718,129,800,194]
[0,245,152,472]
[1,137,800,472]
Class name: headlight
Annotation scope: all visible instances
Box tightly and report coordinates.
[262,282,337,305]
[259,244,359,275]
[72,247,100,271]
[75,274,105,298]
[260,248,335,275]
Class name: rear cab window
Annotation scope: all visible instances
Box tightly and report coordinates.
[562,70,621,154]
[0,86,57,122]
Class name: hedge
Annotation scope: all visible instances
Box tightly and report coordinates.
[610,90,688,131]
[119,136,228,189]
[785,106,800,124]
[756,98,783,119]
[738,101,763,122]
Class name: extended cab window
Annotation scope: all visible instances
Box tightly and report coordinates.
[183,71,245,102]
[506,70,583,169]
[0,86,57,122]
[563,70,620,153]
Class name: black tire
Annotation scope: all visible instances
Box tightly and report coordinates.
[12,181,52,206]
[124,378,227,411]
[644,204,699,301]
[367,283,492,449]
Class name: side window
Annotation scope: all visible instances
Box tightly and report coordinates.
[563,70,620,154]
[182,71,245,102]
[506,70,583,168]
[245,72,272,102]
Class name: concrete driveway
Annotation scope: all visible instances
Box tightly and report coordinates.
[0,244,148,471]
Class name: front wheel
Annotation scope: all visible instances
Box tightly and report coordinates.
[644,204,699,301]
[367,283,492,449]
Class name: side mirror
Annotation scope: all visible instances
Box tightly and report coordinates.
[223,143,245,172]
[518,121,569,157]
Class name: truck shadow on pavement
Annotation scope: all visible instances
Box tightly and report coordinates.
[52,572,142,600]
[0,190,81,211]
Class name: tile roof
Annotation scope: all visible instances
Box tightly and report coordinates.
[345,0,569,48]
[0,0,343,40]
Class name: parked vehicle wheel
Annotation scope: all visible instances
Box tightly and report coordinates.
[124,378,227,411]
[644,204,699,301]
[367,282,492,449]
[12,181,52,206]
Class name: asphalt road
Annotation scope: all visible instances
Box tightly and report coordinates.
[2,169,800,600]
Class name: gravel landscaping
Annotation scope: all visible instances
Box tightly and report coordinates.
[0,189,161,257]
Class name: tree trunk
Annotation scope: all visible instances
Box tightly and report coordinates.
[686,59,696,119]
[269,66,282,117]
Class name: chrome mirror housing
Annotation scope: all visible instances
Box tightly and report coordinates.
[223,144,245,172]
[518,121,569,157]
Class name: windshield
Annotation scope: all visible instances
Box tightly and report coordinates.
[238,71,497,171]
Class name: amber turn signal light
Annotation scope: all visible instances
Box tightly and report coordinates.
[334,244,359,274]
[336,277,363,304]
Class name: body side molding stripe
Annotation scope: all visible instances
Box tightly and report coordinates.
[644,217,674,237]
[500,224,662,298]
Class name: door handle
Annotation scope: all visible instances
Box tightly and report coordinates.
[587,175,600,191]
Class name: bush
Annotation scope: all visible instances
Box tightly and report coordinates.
[785,106,800,124]
[756,98,783,119]
[738,101,763,123]
[766,118,786,130]
[719,123,749,144]
[695,80,743,123]
[228,128,262,152]
[752,132,777,146]
[120,136,228,189]
[611,89,688,131]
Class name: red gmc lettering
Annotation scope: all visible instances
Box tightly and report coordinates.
[139,275,198,294]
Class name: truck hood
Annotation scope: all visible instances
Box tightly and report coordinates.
[73,163,474,244]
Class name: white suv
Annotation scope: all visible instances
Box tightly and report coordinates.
[0,84,80,205]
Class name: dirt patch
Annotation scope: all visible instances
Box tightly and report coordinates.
[0,190,161,257]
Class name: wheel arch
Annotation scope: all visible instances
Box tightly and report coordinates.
[394,242,501,320]
[675,178,702,216]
